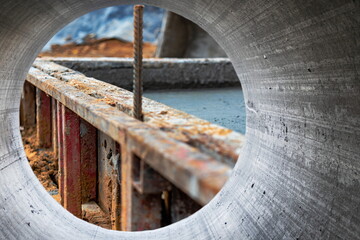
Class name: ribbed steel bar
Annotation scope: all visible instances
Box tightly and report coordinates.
[133,5,144,121]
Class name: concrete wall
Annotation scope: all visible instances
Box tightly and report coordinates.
[0,0,359,239]
[45,57,240,90]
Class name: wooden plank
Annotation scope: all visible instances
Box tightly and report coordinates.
[97,132,118,214]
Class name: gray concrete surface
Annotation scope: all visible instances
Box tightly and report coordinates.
[144,87,246,134]
[156,12,227,58]
[0,0,359,239]
[44,57,240,90]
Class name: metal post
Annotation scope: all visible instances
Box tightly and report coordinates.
[57,101,64,205]
[133,5,144,121]
[36,89,52,148]
[62,105,82,217]
[80,119,97,203]
[20,81,36,129]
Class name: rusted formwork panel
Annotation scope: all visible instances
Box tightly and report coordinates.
[97,131,119,214]
[121,144,162,231]
[80,119,97,203]
[32,60,244,166]
[112,142,121,230]
[111,162,121,230]
[36,88,52,148]
[62,105,82,217]
[27,67,231,205]
[97,131,121,230]
[120,135,131,231]
[52,98,58,156]
[20,81,36,129]
[57,101,64,205]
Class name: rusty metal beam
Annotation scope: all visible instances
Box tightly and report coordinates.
[111,172,121,230]
[57,101,64,205]
[121,144,162,231]
[52,98,58,157]
[20,81,36,129]
[97,131,121,230]
[80,119,97,203]
[62,105,82,217]
[36,88,52,148]
[27,65,232,205]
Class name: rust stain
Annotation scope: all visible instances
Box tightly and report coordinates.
[22,127,60,202]
[27,61,241,206]
[32,60,244,167]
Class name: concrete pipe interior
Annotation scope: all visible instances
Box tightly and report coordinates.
[0,0,359,239]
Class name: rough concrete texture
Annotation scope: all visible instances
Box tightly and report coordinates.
[43,57,240,90]
[0,0,359,239]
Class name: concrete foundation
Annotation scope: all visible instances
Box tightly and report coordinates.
[144,87,246,134]
[42,57,240,90]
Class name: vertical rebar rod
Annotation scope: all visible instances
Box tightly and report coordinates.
[133,5,144,121]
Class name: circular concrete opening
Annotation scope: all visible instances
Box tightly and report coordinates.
[20,4,246,231]
[0,1,359,239]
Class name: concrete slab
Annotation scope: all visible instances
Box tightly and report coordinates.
[144,87,246,134]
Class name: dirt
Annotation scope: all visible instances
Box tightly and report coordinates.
[82,202,111,229]
[39,38,157,58]
[21,127,111,229]
[21,127,60,202]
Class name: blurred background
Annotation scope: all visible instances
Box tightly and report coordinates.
[39,5,245,134]
[40,5,227,59]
